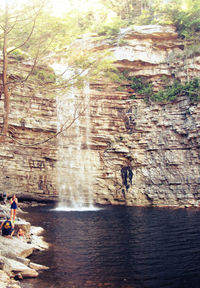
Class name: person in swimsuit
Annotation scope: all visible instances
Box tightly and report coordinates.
[17,228,26,241]
[10,194,18,222]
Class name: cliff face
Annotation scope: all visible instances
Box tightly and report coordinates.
[85,25,200,207]
[0,78,58,201]
[0,25,200,207]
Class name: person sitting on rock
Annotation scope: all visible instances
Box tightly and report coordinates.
[0,217,15,237]
[17,228,26,241]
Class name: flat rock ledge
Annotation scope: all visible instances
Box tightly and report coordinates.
[0,204,49,288]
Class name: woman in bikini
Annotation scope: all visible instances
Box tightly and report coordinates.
[10,194,18,222]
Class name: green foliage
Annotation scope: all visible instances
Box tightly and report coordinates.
[1,0,200,101]
[184,44,200,57]
[116,86,126,91]
[97,0,200,43]
[151,78,200,103]
[135,10,154,25]
[99,0,152,23]
[182,78,200,102]
[151,80,182,102]
[152,0,200,40]
[115,71,200,104]
[31,67,56,83]
[116,71,153,98]
[96,18,125,38]
[112,70,153,99]
[116,70,130,82]
[129,76,153,96]
[9,49,29,61]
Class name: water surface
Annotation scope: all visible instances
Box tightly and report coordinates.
[21,205,200,288]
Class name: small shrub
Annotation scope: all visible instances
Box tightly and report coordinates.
[32,67,56,83]
[182,78,200,103]
[151,80,182,103]
[96,18,125,38]
[10,48,29,61]
[126,76,153,102]
[151,78,200,103]
[130,94,136,99]
[114,71,153,100]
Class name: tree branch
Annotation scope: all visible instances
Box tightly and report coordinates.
[7,16,37,55]
[0,102,87,147]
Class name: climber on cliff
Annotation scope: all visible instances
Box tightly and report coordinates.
[0,216,15,237]
[121,166,133,191]
[10,194,18,222]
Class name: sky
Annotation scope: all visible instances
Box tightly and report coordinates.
[51,0,102,16]
[1,0,102,16]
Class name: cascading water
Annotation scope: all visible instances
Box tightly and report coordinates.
[53,64,95,211]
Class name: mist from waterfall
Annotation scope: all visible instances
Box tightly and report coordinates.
[53,64,96,211]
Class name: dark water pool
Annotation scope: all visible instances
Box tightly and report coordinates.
[21,205,200,288]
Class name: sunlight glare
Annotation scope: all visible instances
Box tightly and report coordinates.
[1,0,103,16]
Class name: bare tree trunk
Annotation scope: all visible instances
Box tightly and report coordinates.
[1,1,9,136]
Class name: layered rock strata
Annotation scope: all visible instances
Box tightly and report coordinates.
[0,77,57,200]
[0,25,200,207]
[85,25,200,207]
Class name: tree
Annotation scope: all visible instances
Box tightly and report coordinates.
[99,0,153,22]
[0,0,115,145]
[0,0,50,137]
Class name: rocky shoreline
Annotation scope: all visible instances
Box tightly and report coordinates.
[0,203,49,288]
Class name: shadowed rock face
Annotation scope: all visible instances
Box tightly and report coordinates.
[0,25,200,207]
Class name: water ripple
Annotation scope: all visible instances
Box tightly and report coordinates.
[21,205,200,288]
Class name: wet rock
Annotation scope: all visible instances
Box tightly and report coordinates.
[7,283,22,288]
[29,262,49,271]
[14,221,31,236]
[0,236,34,258]
[1,251,30,266]
[0,270,20,288]
[14,272,23,280]
[0,205,49,288]
[0,269,10,282]
[3,257,38,277]
[30,226,49,250]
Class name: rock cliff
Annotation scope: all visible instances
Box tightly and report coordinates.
[0,68,58,201]
[0,25,200,207]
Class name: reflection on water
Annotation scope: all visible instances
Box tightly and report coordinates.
[53,206,102,212]
[21,205,200,288]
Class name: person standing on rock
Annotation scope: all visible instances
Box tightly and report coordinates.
[10,194,18,222]
[2,192,7,204]
[0,216,15,237]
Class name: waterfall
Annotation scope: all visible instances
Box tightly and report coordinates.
[53,64,95,211]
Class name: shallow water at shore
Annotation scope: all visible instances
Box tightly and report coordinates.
[21,205,200,288]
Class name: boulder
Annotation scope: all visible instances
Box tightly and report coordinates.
[14,220,31,236]
[0,270,21,288]
[20,269,39,278]
[0,236,34,258]
[29,262,49,271]
[0,269,10,282]
[1,251,30,265]
[30,234,49,250]
[4,257,38,278]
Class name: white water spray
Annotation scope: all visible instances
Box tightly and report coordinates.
[54,64,96,211]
